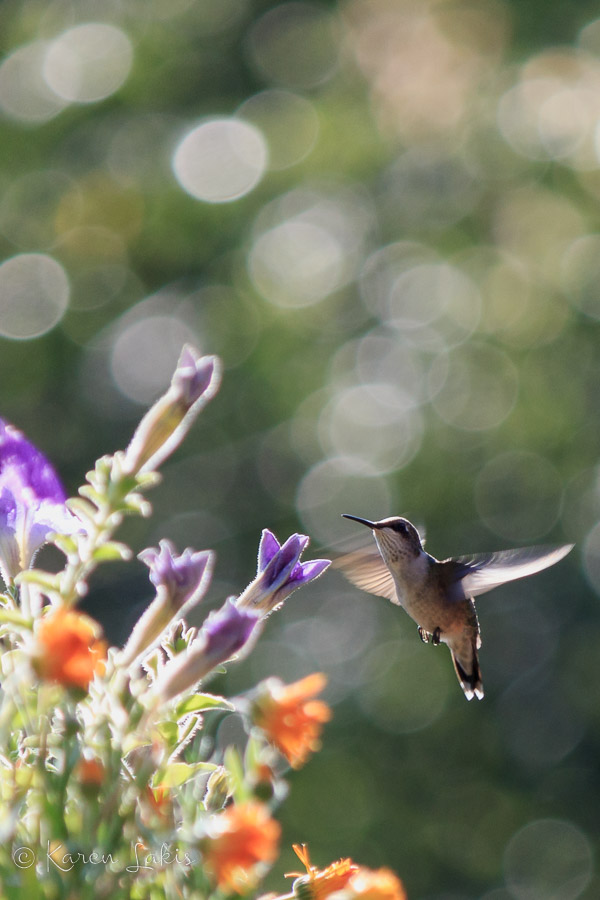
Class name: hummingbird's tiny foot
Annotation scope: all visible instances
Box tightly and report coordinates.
[432,627,441,646]
[417,626,430,644]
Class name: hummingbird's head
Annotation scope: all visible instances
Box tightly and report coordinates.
[342,514,423,561]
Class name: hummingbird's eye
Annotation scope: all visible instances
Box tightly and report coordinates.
[393,521,408,535]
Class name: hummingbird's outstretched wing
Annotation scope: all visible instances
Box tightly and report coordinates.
[332,545,400,604]
[444,543,574,598]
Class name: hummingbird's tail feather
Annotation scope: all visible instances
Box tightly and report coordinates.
[450,644,484,701]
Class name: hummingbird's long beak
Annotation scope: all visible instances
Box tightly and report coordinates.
[342,514,380,529]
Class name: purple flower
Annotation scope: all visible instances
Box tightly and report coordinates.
[0,419,76,586]
[123,346,221,475]
[152,599,259,702]
[139,539,213,613]
[237,529,330,614]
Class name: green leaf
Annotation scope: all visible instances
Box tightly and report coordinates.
[122,494,153,517]
[244,731,264,773]
[66,497,98,524]
[51,534,78,555]
[154,761,216,788]
[135,471,162,490]
[76,486,103,508]
[122,733,152,755]
[92,542,133,562]
[223,746,251,803]
[155,721,179,747]
[0,608,32,629]
[175,693,234,718]
[16,570,60,593]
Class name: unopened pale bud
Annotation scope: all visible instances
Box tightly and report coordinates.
[204,766,231,811]
[123,347,221,475]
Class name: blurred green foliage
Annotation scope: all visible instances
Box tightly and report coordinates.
[0,0,599,896]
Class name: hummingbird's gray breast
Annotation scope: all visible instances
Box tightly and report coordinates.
[391,562,473,639]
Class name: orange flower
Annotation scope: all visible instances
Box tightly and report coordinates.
[203,802,280,893]
[287,844,359,900]
[343,867,407,900]
[75,758,105,787]
[36,608,107,690]
[141,782,173,827]
[252,673,332,769]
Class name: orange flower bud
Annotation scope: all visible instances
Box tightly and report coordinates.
[141,783,173,828]
[75,758,105,788]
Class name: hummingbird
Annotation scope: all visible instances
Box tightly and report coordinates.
[335,514,573,700]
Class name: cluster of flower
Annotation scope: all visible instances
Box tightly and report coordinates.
[0,346,406,898]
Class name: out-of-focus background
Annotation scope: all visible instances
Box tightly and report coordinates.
[0,0,599,895]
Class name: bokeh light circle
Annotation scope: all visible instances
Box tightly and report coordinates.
[562,466,600,543]
[458,245,572,349]
[250,184,373,307]
[475,451,563,542]
[237,89,319,170]
[357,640,449,733]
[249,220,345,307]
[0,170,76,250]
[583,520,600,595]
[320,382,423,474]
[354,330,426,406]
[496,48,600,171]
[360,242,435,320]
[379,148,481,231]
[172,118,268,203]
[110,315,197,404]
[247,2,339,89]
[360,246,480,350]
[0,41,69,122]
[493,186,586,286]
[503,818,592,900]
[43,24,133,103]
[429,343,519,431]
[0,253,69,339]
[497,677,585,768]
[296,456,391,545]
[538,88,590,160]
[386,262,481,347]
[498,79,566,162]
[562,234,600,319]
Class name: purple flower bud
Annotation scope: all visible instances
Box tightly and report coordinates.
[237,529,330,614]
[201,598,258,665]
[123,346,221,475]
[0,419,77,585]
[139,539,213,612]
[151,599,259,702]
[121,540,214,664]
[171,347,219,409]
